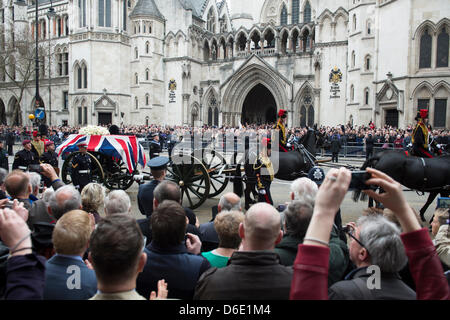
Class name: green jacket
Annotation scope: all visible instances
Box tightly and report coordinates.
[275,226,349,286]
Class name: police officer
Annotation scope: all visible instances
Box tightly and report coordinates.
[148,132,162,159]
[137,156,169,217]
[71,141,92,191]
[12,139,38,171]
[40,140,59,187]
[274,109,289,152]
[254,137,274,205]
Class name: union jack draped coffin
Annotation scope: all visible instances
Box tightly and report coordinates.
[56,134,147,173]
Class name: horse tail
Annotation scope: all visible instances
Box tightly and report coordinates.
[233,163,243,197]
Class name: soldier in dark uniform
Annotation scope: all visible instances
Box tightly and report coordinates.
[254,137,274,205]
[148,133,162,159]
[12,140,38,171]
[412,109,433,158]
[137,156,169,217]
[0,141,8,171]
[40,141,59,187]
[71,141,92,191]
[274,109,289,152]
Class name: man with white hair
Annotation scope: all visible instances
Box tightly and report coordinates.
[104,190,132,216]
[28,172,42,204]
[329,215,416,299]
[289,177,318,205]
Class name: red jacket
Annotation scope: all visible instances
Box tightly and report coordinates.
[290,228,449,300]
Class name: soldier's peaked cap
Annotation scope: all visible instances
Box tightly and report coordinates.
[77,141,88,148]
[148,156,169,170]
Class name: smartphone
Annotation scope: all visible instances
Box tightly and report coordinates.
[348,171,373,191]
[28,164,41,173]
[436,197,450,209]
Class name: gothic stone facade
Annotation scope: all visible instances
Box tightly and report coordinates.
[0,0,449,129]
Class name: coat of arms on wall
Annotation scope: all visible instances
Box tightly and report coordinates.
[168,79,177,103]
[329,67,342,99]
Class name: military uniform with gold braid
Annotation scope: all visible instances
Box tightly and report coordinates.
[254,138,274,205]
[274,109,289,152]
[412,109,433,158]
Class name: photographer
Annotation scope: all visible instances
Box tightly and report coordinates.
[290,168,450,300]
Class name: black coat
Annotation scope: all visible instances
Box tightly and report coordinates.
[194,251,293,300]
[12,149,38,171]
[330,137,341,153]
[328,267,416,300]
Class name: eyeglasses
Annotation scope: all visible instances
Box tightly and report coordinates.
[342,225,370,255]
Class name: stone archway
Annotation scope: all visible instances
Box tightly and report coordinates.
[221,59,291,126]
[8,96,21,126]
[242,84,277,125]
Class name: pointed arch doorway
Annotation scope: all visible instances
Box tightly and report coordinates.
[241,84,277,125]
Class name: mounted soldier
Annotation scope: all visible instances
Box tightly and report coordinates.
[274,109,289,152]
[412,109,433,158]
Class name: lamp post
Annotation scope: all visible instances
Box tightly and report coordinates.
[46,4,55,125]
[33,0,55,126]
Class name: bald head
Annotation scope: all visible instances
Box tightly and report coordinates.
[218,192,241,212]
[240,203,282,251]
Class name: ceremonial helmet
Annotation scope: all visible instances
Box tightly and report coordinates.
[278,109,287,118]
[415,108,428,121]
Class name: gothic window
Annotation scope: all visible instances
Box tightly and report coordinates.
[63,50,69,75]
[367,20,371,35]
[364,88,369,105]
[365,55,371,71]
[135,73,138,85]
[78,106,82,125]
[300,105,306,127]
[292,0,299,24]
[280,4,287,25]
[83,106,88,124]
[145,68,149,81]
[419,29,432,68]
[207,7,216,33]
[76,65,82,89]
[214,107,219,126]
[434,99,447,127]
[237,33,247,51]
[82,64,87,88]
[417,98,429,110]
[208,107,213,126]
[98,0,112,27]
[57,49,63,76]
[79,0,86,27]
[351,51,356,68]
[146,41,150,54]
[65,16,69,35]
[352,14,357,31]
[303,1,311,23]
[307,105,314,127]
[135,97,138,109]
[350,84,355,102]
[145,94,150,106]
[123,0,127,30]
[436,27,449,68]
[135,47,138,59]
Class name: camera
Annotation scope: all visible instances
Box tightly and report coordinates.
[28,164,41,173]
[348,171,375,191]
[436,197,450,209]
[2,200,14,209]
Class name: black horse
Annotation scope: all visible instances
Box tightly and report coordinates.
[356,150,450,222]
[234,127,319,209]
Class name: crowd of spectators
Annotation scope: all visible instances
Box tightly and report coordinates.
[0,157,448,301]
[1,122,448,156]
